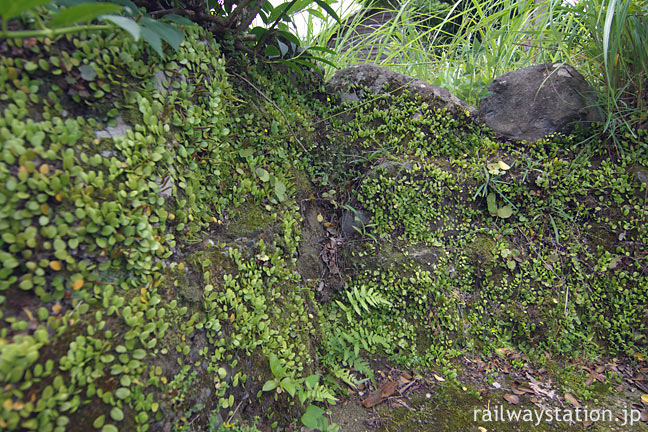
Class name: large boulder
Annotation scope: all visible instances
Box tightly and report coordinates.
[478,63,600,142]
[326,64,476,115]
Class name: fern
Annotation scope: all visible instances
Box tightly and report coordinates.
[299,374,338,405]
[332,366,364,389]
[341,285,392,318]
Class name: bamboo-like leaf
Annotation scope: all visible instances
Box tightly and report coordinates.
[49,2,122,28]
[100,14,140,41]
[139,25,163,57]
[140,17,184,51]
[0,0,51,21]
[313,0,340,23]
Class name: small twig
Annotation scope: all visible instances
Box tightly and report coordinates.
[398,379,418,395]
[228,70,307,152]
[226,397,246,424]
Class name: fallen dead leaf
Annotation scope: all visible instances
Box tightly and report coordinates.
[564,392,581,409]
[504,394,520,405]
[362,380,398,408]
[583,419,593,428]
[517,385,534,394]
[512,386,525,395]
[641,411,648,422]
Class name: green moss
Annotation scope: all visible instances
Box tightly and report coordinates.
[2,10,648,431]
[228,200,272,237]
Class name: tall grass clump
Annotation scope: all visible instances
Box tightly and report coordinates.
[301,0,646,147]
[302,0,575,102]
[567,0,647,145]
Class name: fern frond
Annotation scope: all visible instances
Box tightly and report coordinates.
[344,285,392,317]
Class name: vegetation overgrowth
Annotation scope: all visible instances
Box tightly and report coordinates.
[0,1,647,431]
[308,0,647,149]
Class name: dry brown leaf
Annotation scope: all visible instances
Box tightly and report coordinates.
[565,392,581,409]
[512,386,526,395]
[362,380,398,408]
[641,411,648,422]
[583,419,593,428]
[504,394,520,405]
[585,377,594,386]
[380,380,398,398]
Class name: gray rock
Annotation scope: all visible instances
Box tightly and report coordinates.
[155,175,174,198]
[154,70,167,93]
[478,63,600,142]
[95,116,131,139]
[326,64,476,115]
[371,160,414,178]
[633,166,648,187]
[341,209,371,237]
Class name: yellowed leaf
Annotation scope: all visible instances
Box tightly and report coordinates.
[39,164,50,175]
[641,394,648,405]
[49,260,62,271]
[433,374,445,382]
[504,394,520,405]
[498,160,511,170]
[317,214,324,223]
[178,262,185,270]
[71,279,84,290]
[565,392,581,409]
[52,304,62,314]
